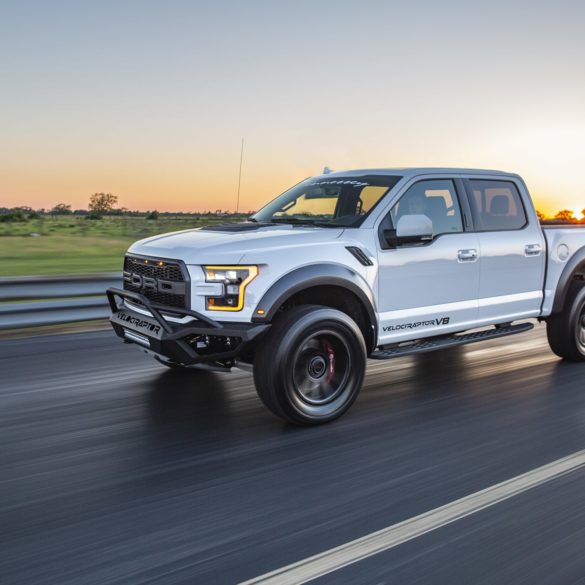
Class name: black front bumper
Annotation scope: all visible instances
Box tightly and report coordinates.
[107,287,270,365]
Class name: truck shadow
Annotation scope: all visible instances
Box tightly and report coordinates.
[145,348,473,432]
[412,346,469,390]
[545,359,585,398]
[145,368,235,431]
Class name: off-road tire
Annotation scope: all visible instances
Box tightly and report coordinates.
[547,282,585,362]
[253,304,366,425]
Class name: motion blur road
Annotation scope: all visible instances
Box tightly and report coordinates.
[2,324,585,585]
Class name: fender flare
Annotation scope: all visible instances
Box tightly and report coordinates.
[251,264,378,347]
[552,245,585,314]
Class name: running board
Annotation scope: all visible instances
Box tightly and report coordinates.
[370,322,534,360]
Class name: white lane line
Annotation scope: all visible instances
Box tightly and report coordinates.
[241,449,585,585]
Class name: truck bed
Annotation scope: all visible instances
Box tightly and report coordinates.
[541,226,585,315]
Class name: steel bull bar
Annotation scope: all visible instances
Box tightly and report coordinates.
[106,287,270,365]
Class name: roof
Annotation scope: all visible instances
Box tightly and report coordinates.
[320,167,518,178]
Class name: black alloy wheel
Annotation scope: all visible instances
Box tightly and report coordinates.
[253,305,367,425]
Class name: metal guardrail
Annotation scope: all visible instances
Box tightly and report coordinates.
[0,273,121,329]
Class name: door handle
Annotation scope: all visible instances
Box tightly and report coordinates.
[458,249,478,262]
[525,244,542,256]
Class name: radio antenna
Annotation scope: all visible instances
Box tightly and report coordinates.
[236,138,244,213]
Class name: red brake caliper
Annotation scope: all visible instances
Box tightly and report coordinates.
[323,340,336,384]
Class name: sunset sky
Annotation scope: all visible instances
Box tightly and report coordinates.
[1,0,584,216]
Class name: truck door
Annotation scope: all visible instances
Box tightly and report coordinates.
[376,178,480,344]
[462,177,546,324]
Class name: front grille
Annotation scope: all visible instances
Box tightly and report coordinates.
[123,255,188,308]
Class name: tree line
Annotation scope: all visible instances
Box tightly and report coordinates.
[0,193,254,222]
[537,209,585,224]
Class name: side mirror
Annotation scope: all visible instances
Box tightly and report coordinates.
[396,214,433,239]
[384,214,433,248]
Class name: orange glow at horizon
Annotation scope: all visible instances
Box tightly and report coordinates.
[0,167,579,218]
[0,161,311,214]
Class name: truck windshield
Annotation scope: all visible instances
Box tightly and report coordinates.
[251,175,402,227]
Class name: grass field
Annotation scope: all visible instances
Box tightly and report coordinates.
[0,214,245,276]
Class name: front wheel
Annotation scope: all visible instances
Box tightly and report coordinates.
[547,283,585,362]
[253,305,366,425]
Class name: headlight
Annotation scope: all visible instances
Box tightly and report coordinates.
[203,265,258,311]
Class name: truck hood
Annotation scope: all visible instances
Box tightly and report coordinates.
[128,224,344,265]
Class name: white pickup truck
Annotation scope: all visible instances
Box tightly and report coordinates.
[107,168,585,424]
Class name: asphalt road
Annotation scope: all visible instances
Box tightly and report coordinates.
[2,324,585,585]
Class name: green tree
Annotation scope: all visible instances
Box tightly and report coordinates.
[88,193,118,214]
[85,210,103,220]
[0,208,27,222]
[51,203,72,215]
[555,209,575,222]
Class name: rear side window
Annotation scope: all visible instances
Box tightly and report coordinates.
[467,180,527,231]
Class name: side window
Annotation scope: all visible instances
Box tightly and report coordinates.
[390,179,464,236]
[468,180,527,231]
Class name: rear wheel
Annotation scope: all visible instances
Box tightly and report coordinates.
[253,305,366,425]
[547,282,585,362]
